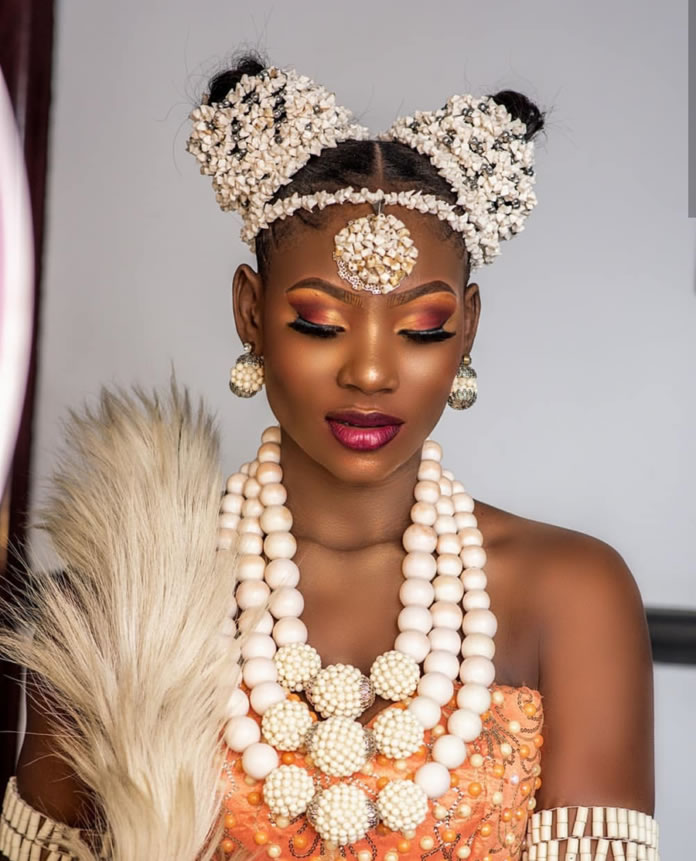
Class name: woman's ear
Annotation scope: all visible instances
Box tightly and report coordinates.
[461,281,481,355]
[232,264,265,353]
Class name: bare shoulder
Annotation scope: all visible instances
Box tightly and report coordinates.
[476,498,646,620]
[474,501,655,811]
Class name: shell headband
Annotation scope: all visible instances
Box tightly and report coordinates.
[186,66,537,290]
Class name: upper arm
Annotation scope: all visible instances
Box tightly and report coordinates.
[15,671,96,829]
[534,534,655,814]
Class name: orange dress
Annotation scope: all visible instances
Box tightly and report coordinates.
[216,682,544,861]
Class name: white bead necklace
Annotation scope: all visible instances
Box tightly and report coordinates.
[217,426,498,845]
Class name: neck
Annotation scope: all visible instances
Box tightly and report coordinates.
[277,432,422,552]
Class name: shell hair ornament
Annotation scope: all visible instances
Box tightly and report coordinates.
[186,65,539,294]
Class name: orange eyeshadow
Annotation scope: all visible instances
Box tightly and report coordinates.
[287,297,345,327]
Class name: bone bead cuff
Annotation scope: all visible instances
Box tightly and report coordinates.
[523,805,660,861]
[0,777,111,860]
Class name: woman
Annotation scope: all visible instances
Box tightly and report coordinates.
[1,54,658,860]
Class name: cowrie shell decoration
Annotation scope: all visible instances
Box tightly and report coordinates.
[332,212,418,294]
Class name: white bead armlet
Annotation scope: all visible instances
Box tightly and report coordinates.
[0,777,110,861]
[523,805,660,860]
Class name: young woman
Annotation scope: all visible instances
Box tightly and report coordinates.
[1,54,658,861]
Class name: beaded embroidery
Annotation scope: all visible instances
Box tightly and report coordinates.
[216,682,544,860]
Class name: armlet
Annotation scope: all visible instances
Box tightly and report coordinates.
[0,777,110,860]
[523,805,660,860]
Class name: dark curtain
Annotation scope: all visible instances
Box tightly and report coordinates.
[0,0,55,791]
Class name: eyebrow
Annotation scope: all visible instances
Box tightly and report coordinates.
[286,278,456,306]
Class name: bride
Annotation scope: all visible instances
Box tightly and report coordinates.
[0,54,658,861]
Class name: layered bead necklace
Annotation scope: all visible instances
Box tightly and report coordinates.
[216,427,498,847]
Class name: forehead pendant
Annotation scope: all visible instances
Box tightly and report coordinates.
[332,205,419,294]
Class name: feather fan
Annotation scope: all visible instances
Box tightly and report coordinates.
[0,375,243,860]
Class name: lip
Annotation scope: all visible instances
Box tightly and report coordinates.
[326,410,405,427]
[325,410,404,452]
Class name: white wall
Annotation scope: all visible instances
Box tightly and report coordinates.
[31,1,694,856]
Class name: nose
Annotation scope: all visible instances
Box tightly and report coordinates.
[336,320,399,395]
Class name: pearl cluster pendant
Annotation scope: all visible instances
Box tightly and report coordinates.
[217,427,498,845]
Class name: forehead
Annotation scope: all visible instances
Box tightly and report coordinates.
[263,203,468,293]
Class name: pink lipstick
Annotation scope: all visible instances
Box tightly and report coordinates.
[326,410,404,451]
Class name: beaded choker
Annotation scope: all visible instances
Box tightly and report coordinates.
[217,428,498,846]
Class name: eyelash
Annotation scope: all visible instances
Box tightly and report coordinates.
[287,316,456,343]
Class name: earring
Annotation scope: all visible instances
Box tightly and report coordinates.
[229,342,264,398]
[448,354,477,409]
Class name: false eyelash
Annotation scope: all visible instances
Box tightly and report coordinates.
[287,317,343,338]
[400,328,457,343]
[288,316,456,343]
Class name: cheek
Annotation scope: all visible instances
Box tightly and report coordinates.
[262,319,337,411]
[399,345,460,398]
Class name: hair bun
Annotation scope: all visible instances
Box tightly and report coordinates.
[488,90,545,141]
[207,51,269,105]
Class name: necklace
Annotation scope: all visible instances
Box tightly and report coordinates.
[217,427,498,846]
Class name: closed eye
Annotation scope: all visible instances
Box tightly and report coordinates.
[400,328,456,343]
[287,316,344,338]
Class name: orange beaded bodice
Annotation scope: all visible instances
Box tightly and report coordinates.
[217,682,544,861]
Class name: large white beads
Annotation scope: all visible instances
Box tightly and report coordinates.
[224,715,260,752]
[413,762,451,799]
[447,708,483,742]
[372,708,424,759]
[428,627,461,655]
[460,633,495,661]
[259,504,293,534]
[264,558,300,589]
[394,630,430,663]
[456,683,492,713]
[421,439,442,462]
[249,681,286,715]
[261,426,281,444]
[402,552,437,580]
[370,650,419,700]
[461,608,498,638]
[261,699,313,751]
[408,696,441,730]
[431,733,468,769]
[241,742,279,780]
[306,716,371,777]
[242,656,278,688]
[273,617,308,645]
[402,524,437,553]
[399,578,435,608]
[376,779,429,832]
[264,532,297,560]
[263,765,316,819]
[417,671,453,706]
[459,655,495,687]
[397,605,432,634]
[224,688,249,718]
[307,784,378,846]
[423,650,459,681]
[274,642,321,692]
[241,633,277,661]
[236,580,270,610]
[269,586,304,619]
[306,664,375,719]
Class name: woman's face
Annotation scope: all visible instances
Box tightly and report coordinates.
[233,204,480,485]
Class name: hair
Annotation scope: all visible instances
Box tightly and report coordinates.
[206,51,547,282]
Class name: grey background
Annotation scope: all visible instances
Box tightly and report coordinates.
[29,1,694,855]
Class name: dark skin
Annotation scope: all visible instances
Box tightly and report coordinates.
[14,204,655,849]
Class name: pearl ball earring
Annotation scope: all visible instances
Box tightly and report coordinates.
[229,342,265,398]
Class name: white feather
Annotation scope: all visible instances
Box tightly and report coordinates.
[0,375,245,860]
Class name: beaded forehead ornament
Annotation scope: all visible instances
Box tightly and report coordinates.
[186,66,537,293]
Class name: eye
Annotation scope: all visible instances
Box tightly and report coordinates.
[287,316,344,339]
[400,327,457,343]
